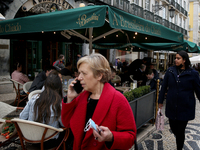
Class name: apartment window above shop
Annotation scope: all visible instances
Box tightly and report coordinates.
[180,0,182,6]
[179,17,182,27]
[145,0,150,10]
[163,7,166,19]
[175,14,178,24]
[184,1,186,9]
[155,1,159,15]
[183,19,185,29]
[133,0,139,5]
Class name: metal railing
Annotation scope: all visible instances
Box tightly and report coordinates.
[154,15,163,25]
[163,19,169,28]
[175,2,180,11]
[144,10,154,22]
[130,3,144,18]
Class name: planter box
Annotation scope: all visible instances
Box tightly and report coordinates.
[129,91,156,129]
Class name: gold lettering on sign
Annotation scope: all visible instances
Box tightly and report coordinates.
[76,13,99,27]
[5,23,21,32]
[112,14,118,26]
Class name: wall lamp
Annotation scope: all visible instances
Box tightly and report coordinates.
[152,4,175,18]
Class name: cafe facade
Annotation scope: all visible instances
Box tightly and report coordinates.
[0,0,186,92]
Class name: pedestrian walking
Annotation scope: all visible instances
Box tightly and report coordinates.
[61,53,137,150]
[158,51,200,150]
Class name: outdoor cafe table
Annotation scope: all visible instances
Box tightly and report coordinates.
[0,109,22,148]
[115,86,130,92]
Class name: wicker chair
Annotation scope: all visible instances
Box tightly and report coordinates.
[28,90,42,100]
[10,79,28,107]
[11,118,70,150]
[23,81,33,95]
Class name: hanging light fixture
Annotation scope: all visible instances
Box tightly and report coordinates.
[152,3,175,19]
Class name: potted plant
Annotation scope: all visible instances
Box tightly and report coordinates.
[123,85,156,129]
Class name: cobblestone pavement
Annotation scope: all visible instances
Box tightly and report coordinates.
[137,100,200,150]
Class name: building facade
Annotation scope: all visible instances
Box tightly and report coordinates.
[188,0,200,45]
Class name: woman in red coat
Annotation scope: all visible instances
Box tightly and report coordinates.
[61,53,136,150]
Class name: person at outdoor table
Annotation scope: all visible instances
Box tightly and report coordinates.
[133,63,147,86]
[60,62,73,77]
[19,70,64,149]
[11,62,30,84]
[61,53,137,150]
[108,67,117,87]
[145,69,159,91]
[158,51,200,150]
[53,54,65,71]
[28,65,55,93]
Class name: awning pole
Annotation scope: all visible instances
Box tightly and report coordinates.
[89,28,93,54]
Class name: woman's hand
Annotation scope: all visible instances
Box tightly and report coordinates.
[158,103,163,109]
[67,78,80,103]
[93,126,113,142]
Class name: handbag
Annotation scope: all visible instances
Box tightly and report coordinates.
[155,108,164,131]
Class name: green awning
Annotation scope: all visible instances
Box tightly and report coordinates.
[93,40,199,53]
[0,5,183,49]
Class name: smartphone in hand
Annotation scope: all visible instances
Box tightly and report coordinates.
[73,80,83,94]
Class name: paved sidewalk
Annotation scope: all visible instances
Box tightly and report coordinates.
[137,100,200,150]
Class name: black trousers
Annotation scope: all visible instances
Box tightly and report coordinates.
[169,119,188,150]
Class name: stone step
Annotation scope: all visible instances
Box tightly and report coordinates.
[0,92,15,104]
[0,81,14,94]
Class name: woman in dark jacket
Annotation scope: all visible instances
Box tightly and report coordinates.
[158,51,200,150]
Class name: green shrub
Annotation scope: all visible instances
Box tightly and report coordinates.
[123,85,151,102]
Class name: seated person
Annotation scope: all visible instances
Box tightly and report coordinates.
[53,54,65,71]
[28,65,55,93]
[108,68,117,87]
[145,69,159,91]
[133,64,147,86]
[60,62,73,77]
[19,70,64,149]
[11,62,30,84]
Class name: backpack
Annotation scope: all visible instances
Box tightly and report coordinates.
[53,60,61,66]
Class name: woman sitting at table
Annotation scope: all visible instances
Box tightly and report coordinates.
[19,70,64,149]
[61,53,137,150]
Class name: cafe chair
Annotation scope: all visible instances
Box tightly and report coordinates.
[0,101,23,119]
[23,81,33,95]
[11,118,70,150]
[28,90,42,100]
[10,79,28,108]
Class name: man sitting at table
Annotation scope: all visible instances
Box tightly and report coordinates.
[28,65,55,93]
[60,62,73,77]
[108,68,117,87]
[145,69,159,91]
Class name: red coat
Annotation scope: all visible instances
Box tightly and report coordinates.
[61,83,137,150]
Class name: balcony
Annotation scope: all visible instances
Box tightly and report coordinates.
[154,15,163,25]
[175,25,180,32]
[175,2,180,11]
[170,22,176,30]
[163,19,169,28]
[144,10,154,22]
[169,0,175,7]
[180,6,184,14]
[184,29,187,36]
[123,0,130,12]
[180,27,184,34]
[184,10,188,16]
[130,3,144,18]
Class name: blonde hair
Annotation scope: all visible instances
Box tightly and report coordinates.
[77,53,111,83]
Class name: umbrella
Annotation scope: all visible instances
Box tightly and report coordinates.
[189,55,200,64]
